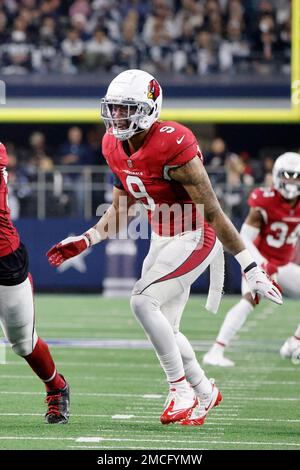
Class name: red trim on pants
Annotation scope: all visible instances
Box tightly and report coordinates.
[141,227,216,293]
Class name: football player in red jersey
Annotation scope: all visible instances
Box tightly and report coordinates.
[204,152,300,367]
[47,69,282,426]
[0,142,70,424]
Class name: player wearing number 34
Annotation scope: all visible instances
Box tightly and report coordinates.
[47,69,282,426]
[204,152,300,367]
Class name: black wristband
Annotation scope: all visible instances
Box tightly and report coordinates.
[244,261,257,273]
[84,232,92,247]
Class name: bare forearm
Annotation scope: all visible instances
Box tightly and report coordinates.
[170,157,245,255]
[206,209,245,255]
[94,202,127,240]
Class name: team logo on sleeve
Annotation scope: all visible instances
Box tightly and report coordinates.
[147,79,160,101]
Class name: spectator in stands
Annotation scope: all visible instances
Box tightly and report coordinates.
[85,29,115,71]
[261,155,275,186]
[58,126,91,216]
[193,30,219,74]
[69,0,91,19]
[28,132,54,171]
[70,13,92,42]
[61,28,84,73]
[205,137,229,166]
[59,126,92,165]
[115,16,142,71]
[219,19,250,72]
[32,16,59,73]
[6,152,20,220]
[172,21,195,74]
[0,11,8,44]
[1,17,33,74]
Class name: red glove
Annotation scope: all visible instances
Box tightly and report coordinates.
[261,261,278,278]
[47,235,90,267]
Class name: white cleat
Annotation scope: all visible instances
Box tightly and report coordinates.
[180,379,222,426]
[160,386,197,425]
[280,336,300,360]
[203,351,235,367]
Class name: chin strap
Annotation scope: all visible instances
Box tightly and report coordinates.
[205,243,225,314]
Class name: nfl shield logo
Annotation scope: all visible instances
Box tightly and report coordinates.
[127,159,133,168]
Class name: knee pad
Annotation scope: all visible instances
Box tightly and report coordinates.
[11,330,38,357]
[130,293,161,326]
[12,339,34,357]
[130,293,159,315]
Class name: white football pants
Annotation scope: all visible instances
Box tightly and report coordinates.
[0,277,38,356]
[130,229,221,382]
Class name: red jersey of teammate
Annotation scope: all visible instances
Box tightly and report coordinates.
[0,142,20,257]
[248,187,300,266]
[102,120,215,242]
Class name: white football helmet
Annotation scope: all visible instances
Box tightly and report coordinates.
[100,69,162,141]
[272,152,300,200]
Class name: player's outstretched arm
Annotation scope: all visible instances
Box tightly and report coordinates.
[169,156,282,305]
[47,187,132,267]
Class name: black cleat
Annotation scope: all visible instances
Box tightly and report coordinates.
[45,376,70,424]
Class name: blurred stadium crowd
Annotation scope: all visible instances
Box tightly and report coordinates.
[5,125,296,220]
[0,0,291,76]
[0,0,294,219]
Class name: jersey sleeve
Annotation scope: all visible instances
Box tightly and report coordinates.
[163,125,202,180]
[166,126,201,167]
[248,187,275,209]
[248,187,275,224]
[0,142,8,169]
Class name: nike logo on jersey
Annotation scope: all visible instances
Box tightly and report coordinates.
[176,135,185,144]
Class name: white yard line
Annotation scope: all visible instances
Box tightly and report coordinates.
[4,361,299,371]
[0,390,298,401]
[0,391,162,399]
[0,436,298,447]
[2,412,299,425]
[221,396,300,401]
[68,446,209,450]
[0,375,298,387]
[0,412,230,424]
[4,361,158,368]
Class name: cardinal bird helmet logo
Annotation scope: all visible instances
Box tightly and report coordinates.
[147,79,160,102]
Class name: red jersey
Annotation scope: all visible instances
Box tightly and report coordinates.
[248,187,300,266]
[102,120,215,240]
[0,142,20,257]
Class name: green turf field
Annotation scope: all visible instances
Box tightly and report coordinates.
[0,295,299,450]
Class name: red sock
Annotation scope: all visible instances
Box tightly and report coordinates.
[24,337,65,391]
